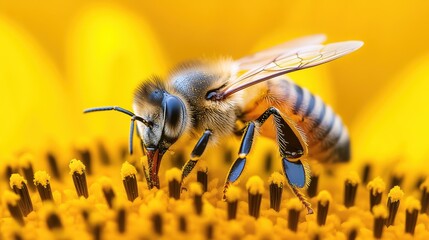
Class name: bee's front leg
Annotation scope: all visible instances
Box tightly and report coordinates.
[180,130,212,191]
[223,122,256,200]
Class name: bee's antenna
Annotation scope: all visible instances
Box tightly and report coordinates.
[84,106,152,127]
[129,116,136,155]
[84,106,152,155]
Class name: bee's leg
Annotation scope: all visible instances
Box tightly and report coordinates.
[256,107,313,214]
[255,107,305,159]
[180,130,212,190]
[223,122,256,200]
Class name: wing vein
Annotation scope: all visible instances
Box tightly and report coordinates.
[219,40,363,99]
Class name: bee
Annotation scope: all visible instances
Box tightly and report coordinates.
[84,34,363,214]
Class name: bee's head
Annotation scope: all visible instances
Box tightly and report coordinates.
[133,78,188,188]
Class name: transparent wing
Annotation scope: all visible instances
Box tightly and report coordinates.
[236,34,327,70]
[221,41,363,98]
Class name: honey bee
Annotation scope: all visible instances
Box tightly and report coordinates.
[84,34,363,214]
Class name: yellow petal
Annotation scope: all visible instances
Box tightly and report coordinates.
[0,16,72,154]
[66,3,165,142]
[351,54,429,167]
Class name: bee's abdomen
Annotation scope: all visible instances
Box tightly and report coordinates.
[288,82,350,163]
[240,78,350,163]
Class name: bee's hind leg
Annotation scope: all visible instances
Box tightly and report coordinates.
[223,122,256,200]
[180,130,212,191]
[256,107,313,214]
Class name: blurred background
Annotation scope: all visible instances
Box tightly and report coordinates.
[1,0,429,168]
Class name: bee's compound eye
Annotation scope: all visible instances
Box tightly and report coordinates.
[164,96,185,128]
[205,91,217,100]
[149,89,164,104]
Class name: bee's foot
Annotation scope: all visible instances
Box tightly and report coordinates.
[222,183,230,201]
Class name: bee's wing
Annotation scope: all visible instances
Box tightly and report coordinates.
[236,34,327,70]
[221,41,363,98]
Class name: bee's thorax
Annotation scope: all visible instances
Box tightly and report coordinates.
[169,60,239,140]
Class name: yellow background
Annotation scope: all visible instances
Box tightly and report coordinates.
[1,1,429,166]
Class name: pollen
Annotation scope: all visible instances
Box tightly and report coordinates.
[9,174,26,189]
[121,161,139,202]
[388,186,404,202]
[345,171,361,185]
[367,176,386,195]
[285,197,303,211]
[246,175,265,195]
[34,171,51,187]
[267,171,284,187]
[372,204,388,218]
[69,159,86,175]
[405,196,422,212]
[121,161,137,179]
[225,185,241,202]
[317,190,332,207]
[165,167,181,182]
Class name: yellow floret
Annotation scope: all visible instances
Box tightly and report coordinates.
[391,167,404,178]
[2,191,20,206]
[420,177,429,190]
[33,171,50,187]
[317,190,332,207]
[121,161,137,179]
[367,176,386,195]
[189,182,203,196]
[175,202,193,216]
[98,176,113,189]
[388,186,404,202]
[285,197,303,211]
[310,162,323,176]
[342,217,362,233]
[88,212,105,226]
[345,171,361,186]
[148,198,165,214]
[113,197,127,209]
[268,172,284,187]
[69,159,86,175]
[203,202,216,220]
[225,185,241,202]
[74,136,91,149]
[197,161,208,172]
[165,167,181,182]
[9,173,26,189]
[405,196,422,212]
[256,217,274,238]
[226,221,245,238]
[307,222,326,239]
[246,176,265,195]
[19,153,33,168]
[372,204,388,218]
[39,202,57,219]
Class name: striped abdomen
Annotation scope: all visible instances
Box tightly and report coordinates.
[240,77,350,163]
[288,79,350,163]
